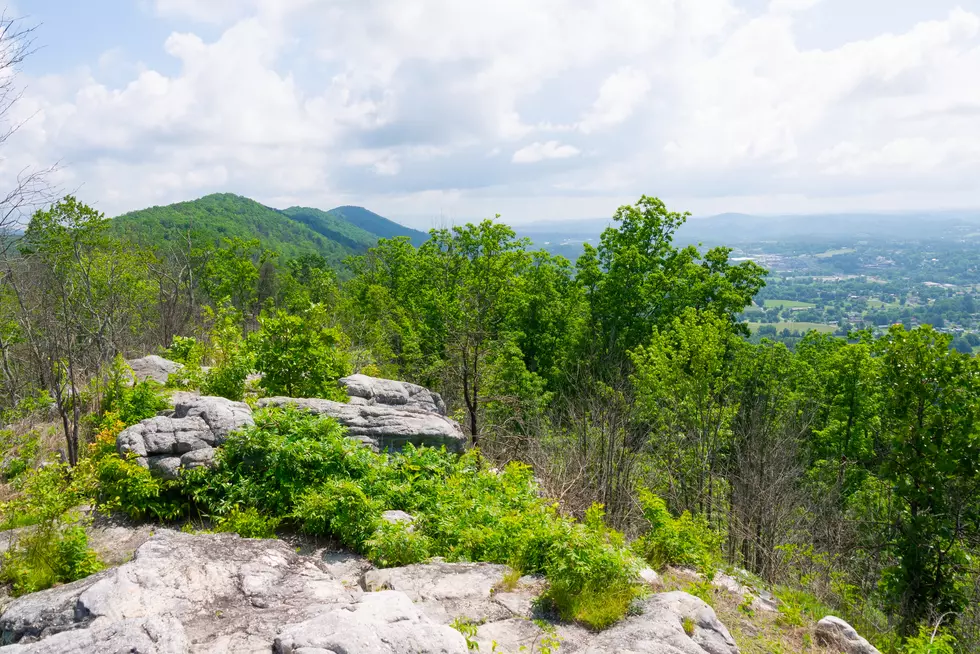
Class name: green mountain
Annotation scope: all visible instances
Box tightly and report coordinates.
[327,205,428,245]
[111,193,428,267]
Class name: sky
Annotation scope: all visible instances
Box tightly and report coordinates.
[2,0,980,229]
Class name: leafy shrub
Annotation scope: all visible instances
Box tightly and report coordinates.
[165,335,204,366]
[200,303,252,401]
[179,407,641,629]
[94,355,169,429]
[0,462,102,595]
[252,309,349,400]
[0,389,53,425]
[293,478,380,548]
[903,627,956,654]
[190,407,372,517]
[202,352,252,402]
[0,523,103,596]
[94,454,185,521]
[365,520,432,568]
[0,428,40,481]
[213,506,280,539]
[632,488,720,573]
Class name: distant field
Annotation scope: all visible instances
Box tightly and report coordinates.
[748,321,837,334]
[867,298,900,309]
[762,299,816,309]
[814,248,856,259]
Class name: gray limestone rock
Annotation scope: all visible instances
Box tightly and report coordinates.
[365,561,515,624]
[259,396,467,453]
[116,396,254,479]
[583,591,739,654]
[273,590,468,654]
[341,373,448,415]
[815,616,881,654]
[0,530,358,650]
[127,355,182,385]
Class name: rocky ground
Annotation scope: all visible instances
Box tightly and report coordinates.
[0,529,742,654]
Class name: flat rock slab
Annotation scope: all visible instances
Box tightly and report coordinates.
[259,397,468,453]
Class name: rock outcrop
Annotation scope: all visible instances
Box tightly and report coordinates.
[815,616,881,654]
[259,392,467,452]
[116,396,254,479]
[127,355,183,385]
[342,374,448,415]
[0,529,743,654]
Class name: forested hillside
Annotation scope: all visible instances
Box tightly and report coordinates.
[0,194,977,653]
[112,192,427,267]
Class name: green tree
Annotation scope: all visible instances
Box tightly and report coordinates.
[875,325,980,634]
[253,308,348,400]
[7,197,153,463]
[577,196,766,364]
[630,308,744,522]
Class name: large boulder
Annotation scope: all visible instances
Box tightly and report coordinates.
[341,374,448,415]
[583,591,739,654]
[259,396,468,453]
[127,355,182,384]
[116,396,254,479]
[815,616,881,654]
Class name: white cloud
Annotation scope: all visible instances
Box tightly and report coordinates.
[768,0,822,14]
[512,141,581,164]
[578,68,651,134]
[2,1,980,223]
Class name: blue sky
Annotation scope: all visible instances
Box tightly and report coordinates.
[4,0,980,228]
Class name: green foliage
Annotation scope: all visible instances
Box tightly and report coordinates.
[902,626,956,654]
[633,488,720,573]
[682,616,696,637]
[365,520,432,568]
[293,478,380,547]
[450,617,481,650]
[213,506,281,539]
[0,428,40,481]
[113,193,356,267]
[252,309,348,400]
[179,407,640,629]
[188,407,371,517]
[0,389,54,424]
[165,336,204,366]
[199,303,252,401]
[93,453,185,521]
[96,354,169,429]
[0,523,103,596]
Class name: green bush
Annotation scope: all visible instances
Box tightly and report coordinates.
[0,463,102,596]
[213,506,280,539]
[632,488,721,573]
[293,478,380,548]
[0,523,103,596]
[365,520,432,567]
[0,428,40,481]
[189,407,373,517]
[164,335,204,366]
[95,355,169,429]
[903,626,956,654]
[179,407,641,629]
[93,453,185,521]
[252,309,349,400]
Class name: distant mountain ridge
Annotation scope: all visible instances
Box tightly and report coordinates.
[111,193,428,267]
